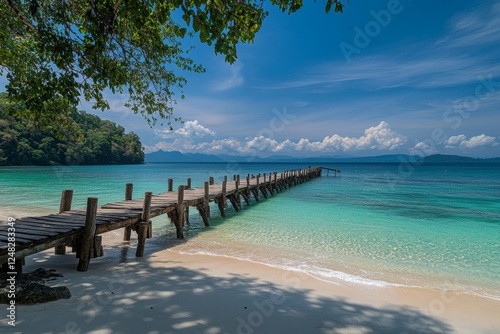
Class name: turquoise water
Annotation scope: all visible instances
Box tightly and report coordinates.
[1,162,499,298]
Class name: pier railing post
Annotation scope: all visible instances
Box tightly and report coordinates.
[204,181,210,223]
[260,173,268,198]
[236,175,241,206]
[216,181,227,217]
[168,178,173,192]
[185,178,192,224]
[136,192,152,256]
[196,181,211,227]
[55,189,73,255]
[175,186,185,239]
[77,197,98,271]
[229,177,241,212]
[123,183,133,241]
[209,176,214,185]
[268,173,273,194]
[252,174,260,202]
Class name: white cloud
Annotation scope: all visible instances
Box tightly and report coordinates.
[443,3,500,48]
[175,120,216,137]
[411,142,436,155]
[155,120,216,139]
[444,134,497,149]
[147,121,407,155]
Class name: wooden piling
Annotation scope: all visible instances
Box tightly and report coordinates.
[267,173,274,194]
[185,178,191,224]
[77,197,98,271]
[196,181,210,226]
[55,189,73,255]
[252,175,261,202]
[136,192,152,256]
[123,183,133,241]
[168,178,173,192]
[235,176,241,208]
[217,181,227,217]
[209,176,214,185]
[175,186,185,239]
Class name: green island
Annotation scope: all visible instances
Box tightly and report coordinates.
[0,93,143,166]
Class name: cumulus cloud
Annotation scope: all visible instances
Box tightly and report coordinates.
[155,120,216,139]
[147,121,407,155]
[444,134,497,149]
[412,142,436,155]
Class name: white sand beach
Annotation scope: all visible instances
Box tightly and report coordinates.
[2,231,499,334]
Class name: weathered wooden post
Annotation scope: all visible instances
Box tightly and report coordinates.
[216,181,227,217]
[136,192,152,257]
[253,174,260,202]
[55,189,73,255]
[241,175,250,205]
[267,173,273,194]
[209,176,214,185]
[260,173,268,198]
[229,177,241,212]
[205,181,211,218]
[168,178,173,192]
[204,181,210,223]
[123,183,133,241]
[196,181,211,226]
[175,186,185,239]
[236,175,241,206]
[77,197,98,271]
[185,178,192,224]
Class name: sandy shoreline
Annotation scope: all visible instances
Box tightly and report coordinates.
[1,231,499,334]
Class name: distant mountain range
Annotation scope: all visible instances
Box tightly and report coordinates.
[145,150,500,164]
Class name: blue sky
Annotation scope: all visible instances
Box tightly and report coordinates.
[13,0,500,157]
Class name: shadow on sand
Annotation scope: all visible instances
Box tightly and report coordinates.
[14,238,454,334]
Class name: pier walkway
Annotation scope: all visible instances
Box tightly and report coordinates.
[1,167,324,272]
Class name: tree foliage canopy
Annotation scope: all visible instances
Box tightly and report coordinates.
[0,0,345,128]
[0,93,144,165]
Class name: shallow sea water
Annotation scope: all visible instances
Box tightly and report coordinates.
[1,162,499,299]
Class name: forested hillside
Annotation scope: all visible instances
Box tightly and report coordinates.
[0,95,144,166]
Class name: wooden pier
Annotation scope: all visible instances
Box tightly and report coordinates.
[320,167,341,177]
[1,167,326,272]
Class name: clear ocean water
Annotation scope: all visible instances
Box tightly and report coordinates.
[1,162,499,299]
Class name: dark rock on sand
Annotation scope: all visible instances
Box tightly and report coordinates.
[0,268,71,304]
